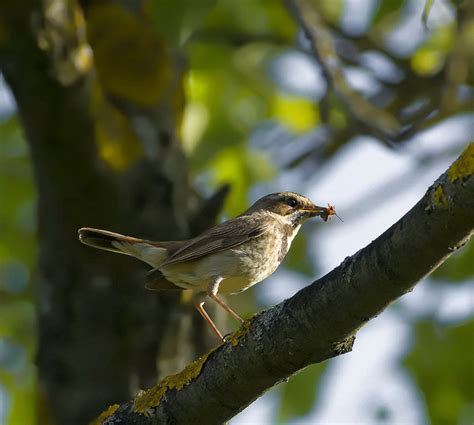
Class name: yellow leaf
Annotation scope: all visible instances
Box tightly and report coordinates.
[87,4,171,106]
[411,47,444,76]
[272,94,319,133]
[91,82,143,170]
[181,101,209,154]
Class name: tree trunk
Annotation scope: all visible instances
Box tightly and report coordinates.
[0,1,220,423]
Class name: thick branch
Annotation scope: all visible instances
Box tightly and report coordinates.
[100,144,474,424]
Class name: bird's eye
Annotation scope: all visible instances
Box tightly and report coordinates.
[287,198,297,208]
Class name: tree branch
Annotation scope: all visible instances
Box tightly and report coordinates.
[286,0,401,141]
[97,143,474,424]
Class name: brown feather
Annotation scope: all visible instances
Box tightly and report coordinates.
[78,228,146,254]
[160,214,272,266]
[78,227,183,256]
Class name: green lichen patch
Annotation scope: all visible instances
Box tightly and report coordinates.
[448,143,474,182]
[89,404,120,425]
[227,319,252,347]
[433,185,448,208]
[133,350,214,415]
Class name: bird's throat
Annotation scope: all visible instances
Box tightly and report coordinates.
[277,221,302,262]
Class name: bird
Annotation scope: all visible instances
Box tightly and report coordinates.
[78,192,336,340]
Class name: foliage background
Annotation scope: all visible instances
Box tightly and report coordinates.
[0,0,473,424]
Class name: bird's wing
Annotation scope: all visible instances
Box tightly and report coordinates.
[160,214,271,266]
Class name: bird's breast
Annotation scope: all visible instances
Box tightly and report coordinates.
[218,229,292,293]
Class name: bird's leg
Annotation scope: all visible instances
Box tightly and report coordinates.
[208,279,244,324]
[209,293,244,323]
[192,292,225,341]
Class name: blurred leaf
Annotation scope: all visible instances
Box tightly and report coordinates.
[0,116,25,150]
[0,117,36,266]
[185,40,283,175]
[92,91,143,170]
[181,101,210,154]
[88,4,173,106]
[148,0,217,46]
[422,0,434,28]
[371,0,404,27]
[404,319,474,425]
[0,365,36,425]
[185,46,247,170]
[271,94,319,133]
[277,364,326,423]
[203,0,296,41]
[0,301,37,425]
[0,301,36,350]
[284,233,314,276]
[315,0,343,24]
[411,46,444,75]
[211,146,275,216]
[411,24,455,76]
[0,113,37,425]
[431,240,474,282]
[429,24,456,53]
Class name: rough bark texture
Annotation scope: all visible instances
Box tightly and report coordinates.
[99,145,474,424]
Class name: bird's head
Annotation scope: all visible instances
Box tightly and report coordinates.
[246,192,333,227]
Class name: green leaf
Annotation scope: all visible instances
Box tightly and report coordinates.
[404,319,474,425]
[149,0,217,47]
[284,233,314,276]
[422,0,434,28]
[277,364,326,422]
[371,0,404,27]
[210,146,275,217]
[202,0,296,41]
[0,114,37,425]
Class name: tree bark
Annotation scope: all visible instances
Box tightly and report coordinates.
[99,144,474,424]
[0,1,220,423]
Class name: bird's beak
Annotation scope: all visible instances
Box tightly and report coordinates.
[300,205,328,218]
[301,203,339,222]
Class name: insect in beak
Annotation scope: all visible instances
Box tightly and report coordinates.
[321,204,343,222]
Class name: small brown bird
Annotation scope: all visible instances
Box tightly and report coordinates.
[79,192,336,340]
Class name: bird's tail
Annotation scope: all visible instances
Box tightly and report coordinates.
[78,227,168,267]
